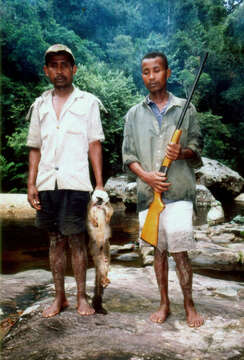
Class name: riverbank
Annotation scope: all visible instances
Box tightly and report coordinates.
[1,194,244,359]
[1,266,244,360]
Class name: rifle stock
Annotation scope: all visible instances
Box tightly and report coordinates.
[140,130,182,246]
[141,192,165,247]
[140,52,208,247]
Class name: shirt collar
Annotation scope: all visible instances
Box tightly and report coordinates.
[41,85,85,103]
[144,92,182,110]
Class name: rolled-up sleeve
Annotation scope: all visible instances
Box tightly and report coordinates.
[87,100,105,143]
[26,102,42,149]
[122,111,140,172]
[186,105,203,169]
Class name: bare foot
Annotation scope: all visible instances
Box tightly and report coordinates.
[77,297,95,316]
[42,298,69,318]
[150,304,170,323]
[186,305,204,327]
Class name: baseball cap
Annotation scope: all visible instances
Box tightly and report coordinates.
[45,44,75,65]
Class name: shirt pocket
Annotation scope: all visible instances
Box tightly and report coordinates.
[67,107,88,136]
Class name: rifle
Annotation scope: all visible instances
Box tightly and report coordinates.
[141,52,208,247]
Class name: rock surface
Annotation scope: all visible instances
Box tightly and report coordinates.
[1,267,244,360]
[206,200,225,225]
[140,222,244,270]
[0,194,35,219]
[195,157,244,197]
[105,158,244,215]
[235,193,244,203]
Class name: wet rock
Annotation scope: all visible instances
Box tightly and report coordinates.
[207,200,225,225]
[105,175,226,226]
[139,246,154,266]
[138,223,244,270]
[210,233,235,244]
[1,267,244,360]
[195,157,244,197]
[110,243,136,255]
[105,174,137,207]
[106,174,219,209]
[0,194,35,219]
[231,215,244,225]
[235,193,244,203]
[115,252,140,262]
[189,222,244,271]
[195,184,216,206]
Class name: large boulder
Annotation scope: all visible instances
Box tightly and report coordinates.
[105,174,137,209]
[195,157,244,198]
[235,193,244,203]
[106,174,218,208]
[0,194,35,219]
[105,175,225,224]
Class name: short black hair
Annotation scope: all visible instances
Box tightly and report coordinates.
[142,52,168,69]
[45,51,75,67]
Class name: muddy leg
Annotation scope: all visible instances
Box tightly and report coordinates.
[43,232,69,318]
[150,248,170,323]
[68,233,95,316]
[172,251,204,327]
[92,271,107,314]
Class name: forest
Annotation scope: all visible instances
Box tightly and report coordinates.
[0,0,244,192]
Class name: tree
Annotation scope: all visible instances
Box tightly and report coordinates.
[74,62,142,179]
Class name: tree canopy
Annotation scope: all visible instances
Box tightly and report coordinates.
[1,0,244,192]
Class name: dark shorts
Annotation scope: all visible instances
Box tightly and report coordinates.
[36,189,90,236]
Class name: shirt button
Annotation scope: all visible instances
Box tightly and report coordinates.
[56,126,59,129]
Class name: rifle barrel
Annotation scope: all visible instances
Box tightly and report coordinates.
[176,52,208,129]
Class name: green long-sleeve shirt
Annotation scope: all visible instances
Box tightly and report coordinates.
[122,92,203,212]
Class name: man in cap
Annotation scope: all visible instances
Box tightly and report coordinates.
[27,44,107,317]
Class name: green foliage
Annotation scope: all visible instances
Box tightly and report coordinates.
[1,126,30,193]
[74,63,142,178]
[0,75,45,192]
[1,0,244,192]
[198,111,232,164]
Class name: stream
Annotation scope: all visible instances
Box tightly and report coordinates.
[1,200,244,278]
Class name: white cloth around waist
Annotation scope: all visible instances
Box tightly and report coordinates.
[139,201,195,253]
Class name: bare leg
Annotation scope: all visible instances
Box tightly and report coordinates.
[43,232,69,318]
[68,234,95,316]
[92,271,107,314]
[150,249,170,323]
[172,251,204,327]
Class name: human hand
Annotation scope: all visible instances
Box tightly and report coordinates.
[166,143,182,160]
[92,189,109,203]
[142,171,171,193]
[27,184,41,210]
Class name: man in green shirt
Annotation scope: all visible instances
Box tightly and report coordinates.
[122,52,204,327]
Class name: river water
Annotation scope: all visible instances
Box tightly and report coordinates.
[1,200,244,277]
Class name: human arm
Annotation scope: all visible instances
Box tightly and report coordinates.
[165,104,203,166]
[165,143,197,161]
[88,140,104,190]
[128,162,171,193]
[27,148,41,210]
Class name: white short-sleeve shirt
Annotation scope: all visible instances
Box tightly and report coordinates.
[27,86,105,192]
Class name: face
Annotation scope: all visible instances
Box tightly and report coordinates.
[44,54,77,89]
[141,57,171,94]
